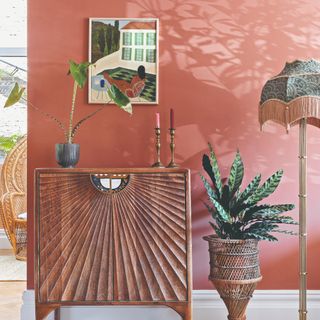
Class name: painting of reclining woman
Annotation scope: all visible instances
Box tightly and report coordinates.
[89,18,159,104]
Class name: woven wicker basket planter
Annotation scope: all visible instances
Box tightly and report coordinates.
[204,235,262,320]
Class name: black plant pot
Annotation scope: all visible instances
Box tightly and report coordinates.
[55,143,80,168]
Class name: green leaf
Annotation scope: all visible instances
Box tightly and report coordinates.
[209,222,223,238]
[204,202,223,227]
[243,204,295,222]
[208,196,232,224]
[244,232,278,241]
[242,204,270,221]
[273,229,298,236]
[107,84,132,114]
[207,143,223,198]
[4,83,25,108]
[243,221,277,235]
[259,216,298,225]
[221,185,231,210]
[236,174,261,203]
[270,204,295,212]
[247,170,283,204]
[202,154,218,192]
[200,174,218,201]
[69,60,90,88]
[228,151,244,196]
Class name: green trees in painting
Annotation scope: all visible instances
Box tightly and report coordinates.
[98,29,106,56]
[91,21,121,63]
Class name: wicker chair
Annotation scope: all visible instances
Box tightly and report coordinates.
[0,136,27,260]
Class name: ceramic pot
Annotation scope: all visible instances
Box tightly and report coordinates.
[55,143,80,168]
[203,235,262,320]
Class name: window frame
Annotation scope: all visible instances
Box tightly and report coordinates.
[134,48,144,62]
[0,47,27,57]
[122,47,132,61]
[146,32,156,46]
[122,32,132,46]
[134,32,144,46]
[146,49,156,63]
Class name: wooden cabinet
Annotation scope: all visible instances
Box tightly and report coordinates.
[35,168,192,320]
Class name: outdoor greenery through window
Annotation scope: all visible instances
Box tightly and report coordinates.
[0,0,27,163]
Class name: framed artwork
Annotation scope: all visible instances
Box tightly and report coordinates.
[88,18,159,105]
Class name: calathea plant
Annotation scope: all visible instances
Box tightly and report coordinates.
[201,144,297,241]
[4,60,132,143]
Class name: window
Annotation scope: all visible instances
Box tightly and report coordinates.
[146,49,156,63]
[0,1,27,163]
[122,48,132,60]
[146,32,156,46]
[135,49,144,62]
[123,32,132,46]
[135,32,144,46]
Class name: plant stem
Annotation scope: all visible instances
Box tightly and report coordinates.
[22,97,68,141]
[68,81,78,143]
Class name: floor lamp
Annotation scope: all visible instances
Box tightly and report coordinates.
[259,59,320,320]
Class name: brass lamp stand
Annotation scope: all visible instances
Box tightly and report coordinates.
[299,118,307,320]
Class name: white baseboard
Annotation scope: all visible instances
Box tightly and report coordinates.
[0,228,11,249]
[21,290,320,320]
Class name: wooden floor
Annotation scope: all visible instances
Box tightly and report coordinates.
[0,249,26,320]
[0,282,25,320]
[0,249,12,255]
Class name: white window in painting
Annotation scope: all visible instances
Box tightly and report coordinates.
[146,32,156,46]
[135,32,144,46]
[146,49,156,63]
[134,48,143,62]
[122,47,132,60]
[123,32,132,46]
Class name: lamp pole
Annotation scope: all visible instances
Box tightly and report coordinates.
[299,118,307,320]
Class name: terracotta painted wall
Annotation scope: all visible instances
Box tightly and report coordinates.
[28,0,320,290]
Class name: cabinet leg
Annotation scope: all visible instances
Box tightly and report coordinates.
[54,307,60,320]
[183,304,192,320]
[36,304,60,320]
[167,304,192,320]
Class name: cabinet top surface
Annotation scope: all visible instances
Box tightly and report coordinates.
[35,167,189,174]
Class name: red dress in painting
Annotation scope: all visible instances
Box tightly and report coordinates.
[103,72,145,98]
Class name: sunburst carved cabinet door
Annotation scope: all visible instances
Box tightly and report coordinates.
[35,168,192,320]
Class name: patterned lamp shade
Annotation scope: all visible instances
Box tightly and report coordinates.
[259,59,320,131]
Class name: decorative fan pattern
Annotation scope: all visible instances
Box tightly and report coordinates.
[37,172,188,304]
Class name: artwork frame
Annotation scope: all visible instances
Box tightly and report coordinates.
[88,18,159,105]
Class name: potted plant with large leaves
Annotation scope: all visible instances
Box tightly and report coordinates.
[200,144,297,320]
[4,60,132,168]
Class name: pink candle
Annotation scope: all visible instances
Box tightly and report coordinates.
[156,112,160,128]
[170,108,174,129]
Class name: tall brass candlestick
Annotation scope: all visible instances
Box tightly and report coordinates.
[152,127,164,168]
[167,128,179,168]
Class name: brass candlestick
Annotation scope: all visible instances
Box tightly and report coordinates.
[167,128,179,168]
[152,127,164,168]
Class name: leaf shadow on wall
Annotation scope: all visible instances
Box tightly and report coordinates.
[126,0,320,289]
